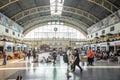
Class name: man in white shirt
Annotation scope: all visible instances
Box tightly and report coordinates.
[67,47,73,64]
[66,47,73,78]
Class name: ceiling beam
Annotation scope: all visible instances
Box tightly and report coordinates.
[11,5,99,23]
[23,15,88,36]
[23,15,88,31]
[0,0,19,9]
[22,15,88,27]
[23,22,87,37]
[88,0,119,13]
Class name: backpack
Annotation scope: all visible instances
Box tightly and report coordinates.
[52,52,57,58]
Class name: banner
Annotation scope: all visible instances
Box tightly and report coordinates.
[87,24,101,34]
[88,10,120,34]
[118,9,120,17]
[108,12,120,25]
[0,13,3,25]
[101,17,109,28]
[0,12,23,33]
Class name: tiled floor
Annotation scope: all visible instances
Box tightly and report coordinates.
[0,52,120,80]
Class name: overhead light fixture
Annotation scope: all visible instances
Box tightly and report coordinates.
[50,0,64,15]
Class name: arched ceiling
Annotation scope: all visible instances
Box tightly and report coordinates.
[23,15,88,36]
[23,22,87,37]
[0,0,120,35]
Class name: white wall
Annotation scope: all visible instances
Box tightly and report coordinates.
[0,24,22,39]
[87,22,120,40]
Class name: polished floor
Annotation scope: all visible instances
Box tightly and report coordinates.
[0,52,120,80]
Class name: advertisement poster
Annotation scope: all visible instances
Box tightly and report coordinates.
[4,16,9,27]
[101,17,109,28]
[108,12,120,25]
[87,23,101,34]
[88,10,120,34]
[97,21,103,28]
[118,9,120,17]
[0,13,3,25]
[87,27,93,34]
[9,20,14,29]
[0,12,23,33]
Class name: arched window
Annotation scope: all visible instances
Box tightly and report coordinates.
[24,24,86,40]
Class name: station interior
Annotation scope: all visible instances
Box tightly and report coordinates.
[0,0,120,80]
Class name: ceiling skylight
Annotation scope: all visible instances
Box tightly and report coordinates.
[50,0,64,15]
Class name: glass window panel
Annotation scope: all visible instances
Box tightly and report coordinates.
[24,25,86,39]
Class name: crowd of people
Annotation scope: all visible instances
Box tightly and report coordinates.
[23,49,38,62]
[3,46,120,69]
[95,48,120,62]
[2,46,120,80]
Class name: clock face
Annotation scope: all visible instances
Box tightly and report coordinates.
[54,27,58,31]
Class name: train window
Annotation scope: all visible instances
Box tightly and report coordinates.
[110,26,114,31]
[5,29,9,33]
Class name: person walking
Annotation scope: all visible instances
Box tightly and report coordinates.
[23,50,26,60]
[87,47,94,66]
[67,47,73,65]
[3,49,7,65]
[52,49,57,64]
[72,49,83,72]
[32,49,36,61]
[27,50,31,60]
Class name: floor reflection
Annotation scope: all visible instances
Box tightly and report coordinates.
[53,66,57,80]
[4,53,120,80]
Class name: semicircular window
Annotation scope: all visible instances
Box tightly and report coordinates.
[24,24,86,40]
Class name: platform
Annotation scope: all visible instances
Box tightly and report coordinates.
[0,52,119,80]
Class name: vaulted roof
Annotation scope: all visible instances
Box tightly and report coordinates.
[0,0,120,35]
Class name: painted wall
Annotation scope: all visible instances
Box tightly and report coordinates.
[87,22,120,40]
[0,24,23,39]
